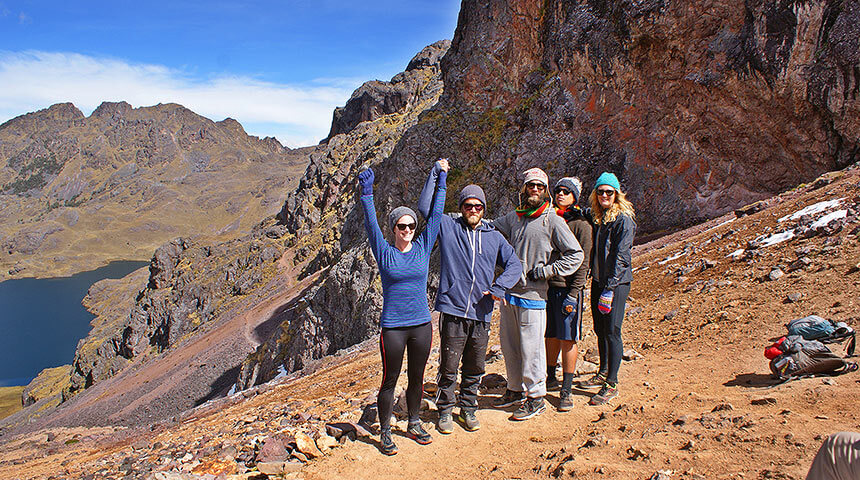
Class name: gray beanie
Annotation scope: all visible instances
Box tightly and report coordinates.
[388,206,417,231]
[458,184,486,207]
[555,177,582,201]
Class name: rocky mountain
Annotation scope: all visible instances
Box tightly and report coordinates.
[387,0,859,234]
[0,40,452,431]
[234,0,860,388]
[0,102,310,280]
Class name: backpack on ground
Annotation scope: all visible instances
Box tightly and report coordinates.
[786,315,855,356]
[764,317,858,383]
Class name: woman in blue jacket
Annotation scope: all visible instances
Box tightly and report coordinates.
[357,161,447,455]
[579,172,636,406]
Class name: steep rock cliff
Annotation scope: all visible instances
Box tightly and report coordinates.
[237,41,450,388]
[411,0,858,233]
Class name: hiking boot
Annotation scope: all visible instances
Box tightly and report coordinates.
[406,421,432,445]
[558,391,574,412]
[511,396,546,421]
[576,372,607,389]
[459,410,480,432]
[588,383,618,406]
[437,411,454,435]
[493,389,524,409]
[379,428,398,455]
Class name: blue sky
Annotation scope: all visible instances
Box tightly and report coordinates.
[0,1,461,146]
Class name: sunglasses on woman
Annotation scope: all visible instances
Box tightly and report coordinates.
[395,222,416,231]
[596,189,616,197]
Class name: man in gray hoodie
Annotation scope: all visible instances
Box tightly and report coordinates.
[491,167,583,421]
[418,160,522,434]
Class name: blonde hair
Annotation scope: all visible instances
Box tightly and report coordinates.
[590,189,635,225]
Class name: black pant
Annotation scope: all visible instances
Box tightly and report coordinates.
[435,314,490,413]
[590,282,630,385]
[378,322,432,430]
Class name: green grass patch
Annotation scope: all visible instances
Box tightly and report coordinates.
[0,386,24,420]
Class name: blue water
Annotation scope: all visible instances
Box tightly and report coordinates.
[0,261,149,387]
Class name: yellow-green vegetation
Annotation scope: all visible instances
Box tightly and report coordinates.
[24,365,71,405]
[0,386,25,420]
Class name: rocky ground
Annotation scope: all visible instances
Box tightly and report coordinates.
[1,166,857,479]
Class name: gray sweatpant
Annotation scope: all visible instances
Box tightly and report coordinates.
[500,303,547,398]
[807,431,860,480]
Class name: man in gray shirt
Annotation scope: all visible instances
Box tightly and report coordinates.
[491,167,584,420]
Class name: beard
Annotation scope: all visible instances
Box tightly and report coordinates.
[525,192,545,208]
[463,212,482,227]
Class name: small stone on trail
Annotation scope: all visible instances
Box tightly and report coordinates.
[664,310,678,321]
[485,345,503,363]
[751,397,777,406]
[648,470,674,480]
[672,415,689,426]
[576,360,599,375]
[785,293,803,303]
[295,432,323,458]
[680,440,695,450]
[480,373,507,390]
[822,378,836,386]
[768,268,784,281]
[622,349,642,361]
[627,446,649,460]
[815,415,829,420]
[711,403,734,412]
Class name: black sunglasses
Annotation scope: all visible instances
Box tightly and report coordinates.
[525,182,546,190]
[596,189,616,197]
[461,203,484,212]
[395,222,416,231]
[554,187,571,195]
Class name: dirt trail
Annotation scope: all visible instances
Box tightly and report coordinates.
[1,168,858,480]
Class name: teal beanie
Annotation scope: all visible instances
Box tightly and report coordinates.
[594,172,621,191]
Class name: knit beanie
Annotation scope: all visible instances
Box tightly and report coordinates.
[388,206,417,231]
[594,172,621,192]
[522,167,549,187]
[555,177,582,201]
[459,184,486,207]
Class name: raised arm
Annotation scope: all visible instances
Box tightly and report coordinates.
[358,168,388,261]
[419,167,447,252]
[417,161,444,219]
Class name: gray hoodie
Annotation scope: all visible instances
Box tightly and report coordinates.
[492,207,584,302]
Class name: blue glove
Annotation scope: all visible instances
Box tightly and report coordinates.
[358,168,374,196]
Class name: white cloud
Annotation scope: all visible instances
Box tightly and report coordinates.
[0,51,359,147]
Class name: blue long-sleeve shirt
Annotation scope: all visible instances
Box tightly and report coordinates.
[417,166,522,322]
[361,176,446,328]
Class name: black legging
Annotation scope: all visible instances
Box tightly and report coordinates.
[590,282,630,385]
[378,322,432,430]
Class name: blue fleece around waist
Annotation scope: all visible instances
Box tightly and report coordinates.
[507,294,546,310]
